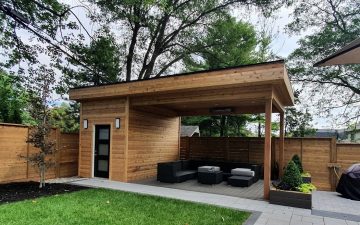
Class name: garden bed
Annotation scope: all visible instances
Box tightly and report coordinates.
[269,187,312,209]
[0,181,89,204]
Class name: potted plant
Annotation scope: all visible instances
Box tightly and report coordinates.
[270,160,316,209]
[292,154,311,183]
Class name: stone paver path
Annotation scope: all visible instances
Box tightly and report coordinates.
[312,191,360,222]
[69,178,359,225]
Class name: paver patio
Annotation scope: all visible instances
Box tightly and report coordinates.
[313,191,360,222]
[69,178,360,225]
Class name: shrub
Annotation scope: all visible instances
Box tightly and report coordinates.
[292,154,303,173]
[281,160,303,190]
[298,183,316,194]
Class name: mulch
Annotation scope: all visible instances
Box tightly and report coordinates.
[0,181,89,204]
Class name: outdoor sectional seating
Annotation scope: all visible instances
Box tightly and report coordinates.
[157,161,197,183]
[157,160,262,184]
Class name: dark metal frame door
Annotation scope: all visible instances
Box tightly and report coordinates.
[94,125,110,178]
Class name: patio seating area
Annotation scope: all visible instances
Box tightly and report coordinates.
[135,178,265,200]
[157,160,261,187]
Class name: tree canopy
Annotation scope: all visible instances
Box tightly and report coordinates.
[288,0,360,124]
[0,71,32,124]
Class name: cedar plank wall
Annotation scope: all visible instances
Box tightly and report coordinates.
[337,143,360,174]
[79,98,127,181]
[0,125,30,182]
[127,107,180,182]
[0,124,78,183]
[180,137,360,191]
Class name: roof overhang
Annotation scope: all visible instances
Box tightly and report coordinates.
[69,60,294,115]
[314,38,360,67]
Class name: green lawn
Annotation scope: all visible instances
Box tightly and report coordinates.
[0,189,250,225]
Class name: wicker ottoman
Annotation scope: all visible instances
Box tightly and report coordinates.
[228,175,254,187]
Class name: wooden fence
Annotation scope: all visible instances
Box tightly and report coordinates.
[180,137,360,191]
[0,123,79,183]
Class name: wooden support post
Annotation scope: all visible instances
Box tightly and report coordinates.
[264,99,272,200]
[279,112,285,177]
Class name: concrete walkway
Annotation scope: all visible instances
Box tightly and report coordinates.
[69,178,359,225]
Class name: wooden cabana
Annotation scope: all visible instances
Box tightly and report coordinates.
[69,60,294,199]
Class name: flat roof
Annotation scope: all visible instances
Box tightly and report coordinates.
[314,38,360,67]
[70,60,294,115]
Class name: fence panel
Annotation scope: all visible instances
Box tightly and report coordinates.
[180,136,360,191]
[0,123,79,183]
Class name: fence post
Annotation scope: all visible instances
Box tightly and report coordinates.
[55,128,61,178]
[329,137,337,191]
[186,137,190,159]
[300,138,303,160]
[26,127,30,180]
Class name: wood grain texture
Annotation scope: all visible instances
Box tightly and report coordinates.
[0,124,78,183]
[79,98,127,181]
[264,99,272,199]
[70,61,294,106]
[127,106,180,182]
[180,137,360,192]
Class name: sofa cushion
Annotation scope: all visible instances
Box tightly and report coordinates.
[176,170,197,182]
[198,166,220,172]
[231,168,255,177]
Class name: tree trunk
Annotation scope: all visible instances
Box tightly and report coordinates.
[126,24,140,81]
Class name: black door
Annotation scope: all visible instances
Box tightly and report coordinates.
[94,125,110,178]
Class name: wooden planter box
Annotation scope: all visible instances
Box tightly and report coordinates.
[269,188,312,209]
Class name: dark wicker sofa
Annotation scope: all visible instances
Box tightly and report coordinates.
[157,161,197,183]
[157,160,262,183]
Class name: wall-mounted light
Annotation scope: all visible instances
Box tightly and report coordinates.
[83,119,88,129]
[115,118,120,129]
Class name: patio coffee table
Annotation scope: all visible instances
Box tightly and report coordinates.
[198,171,223,184]
[228,175,254,187]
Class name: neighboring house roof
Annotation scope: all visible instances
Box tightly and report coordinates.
[181,126,200,137]
[345,123,360,132]
[314,129,347,139]
[314,37,360,66]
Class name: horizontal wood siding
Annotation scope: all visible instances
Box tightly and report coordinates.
[127,107,180,182]
[337,143,360,174]
[58,133,79,177]
[0,123,78,183]
[80,98,127,181]
[180,137,360,191]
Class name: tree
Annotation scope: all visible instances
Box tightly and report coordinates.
[57,31,123,94]
[291,154,303,173]
[281,160,303,190]
[0,71,32,124]
[287,0,360,124]
[88,0,287,81]
[0,0,69,72]
[20,65,57,188]
[285,107,316,137]
[181,15,269,137]
[285,91,316,137]
[50,102,80,133]
[183,15,258,70]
